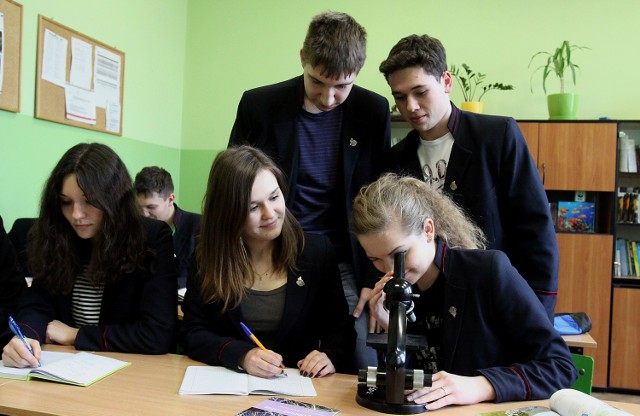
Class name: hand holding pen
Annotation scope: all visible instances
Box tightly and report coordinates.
[239,322,287,378]
[5,316,41,368]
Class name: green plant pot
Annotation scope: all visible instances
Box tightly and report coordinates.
[547,93,579,120]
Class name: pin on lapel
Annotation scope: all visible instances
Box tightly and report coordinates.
[349,138,358,147]
[450,181,457,191]
[296,276,305,287]
[448,306,457,318]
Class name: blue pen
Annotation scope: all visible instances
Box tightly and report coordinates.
[8,316,41,367]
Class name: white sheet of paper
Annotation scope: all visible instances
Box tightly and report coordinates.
[0,351,74,378]
[94,46,121,108]
[179,366,316,396]
[70,37,92,90]
[0,12,5,95]
[65,84,96,124]
[106,101,121,133]
[41,29,68,87]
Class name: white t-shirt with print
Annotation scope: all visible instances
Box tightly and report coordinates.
[417,132,454,190]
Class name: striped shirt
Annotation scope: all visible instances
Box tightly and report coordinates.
[71,272,104,327]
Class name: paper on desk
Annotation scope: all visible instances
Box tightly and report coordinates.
[179,366,316,396]
[0,351,74,379]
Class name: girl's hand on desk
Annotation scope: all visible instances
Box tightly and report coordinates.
[297,350,335,378]
[2,336,41,368]
[46,320,79,346]
[405,371,496,410]
[241,347,284,378]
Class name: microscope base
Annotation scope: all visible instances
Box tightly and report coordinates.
[356,384,427,414]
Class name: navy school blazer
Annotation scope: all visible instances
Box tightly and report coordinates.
[180,233,356,373]
[4,217,177,354]
[388,103,559,321]
[229,75,391,289]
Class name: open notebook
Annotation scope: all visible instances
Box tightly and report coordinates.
[0,350,130,386]
[179,366,317,396]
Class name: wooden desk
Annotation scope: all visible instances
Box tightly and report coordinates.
[1,346,638,416]
[562,333,597,355]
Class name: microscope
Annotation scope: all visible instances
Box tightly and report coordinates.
[356,252,431,414]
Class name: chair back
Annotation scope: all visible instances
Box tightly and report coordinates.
[571,353,594,395]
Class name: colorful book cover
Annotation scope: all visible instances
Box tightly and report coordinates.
[236,397,340,416]
[557,202,595,233]
[617,239,629,277]
[627,240,636,276]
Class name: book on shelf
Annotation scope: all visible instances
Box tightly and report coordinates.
[236,397,339,416]
[616,239,628,277]
[179,366,317,396]
[480,388,632,415]
[0,350,130,386]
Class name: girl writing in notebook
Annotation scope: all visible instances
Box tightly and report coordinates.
[350,173,576,411]
[180,146,355,378]
[2,143,177,368]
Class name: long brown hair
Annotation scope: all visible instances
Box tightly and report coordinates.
[197,146,303,312]
[351,173,486,249]
[30,143,146,294]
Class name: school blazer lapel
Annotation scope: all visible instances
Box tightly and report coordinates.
[441,282,466,372]
[275,267,312,343]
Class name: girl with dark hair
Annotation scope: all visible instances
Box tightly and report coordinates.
[181,145,355,378]
[2,143,177,368]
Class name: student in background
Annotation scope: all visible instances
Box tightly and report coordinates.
[1,143,177,368]
[229,11,390,371]
[181,146,355,378]
[0,214,26,335]
[351,174,576,411]
[134,166,201,289]
[379,34,559,322]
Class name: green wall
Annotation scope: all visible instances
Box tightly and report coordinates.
[179,0,640,211]
[0,0,187,226]
[3,0,640,228]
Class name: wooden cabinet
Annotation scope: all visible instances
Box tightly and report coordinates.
[555,233,613,387]
[610,287,640,390]
[519,122,617,191]
[538,123,617,191]
[518,121,617,388]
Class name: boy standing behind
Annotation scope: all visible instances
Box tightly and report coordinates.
[229,11,390,370]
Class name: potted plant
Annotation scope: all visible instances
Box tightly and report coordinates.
[529,40,589,120]
[450,63,514,113]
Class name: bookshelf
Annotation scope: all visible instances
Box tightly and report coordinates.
[392,118,638,391]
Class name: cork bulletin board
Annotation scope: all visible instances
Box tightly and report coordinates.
[35,15,125,135]
[0,0,22,113]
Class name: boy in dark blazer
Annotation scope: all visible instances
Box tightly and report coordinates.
[229,12,390,370]
[379,34,559,322]
[134,166,201,290]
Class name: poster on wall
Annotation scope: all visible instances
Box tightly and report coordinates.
[0,11,5,95]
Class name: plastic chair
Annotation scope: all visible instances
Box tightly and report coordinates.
[571,353,594,395]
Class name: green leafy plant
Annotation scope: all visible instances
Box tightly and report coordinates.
[529,40,590,94]
[450,63,514,102]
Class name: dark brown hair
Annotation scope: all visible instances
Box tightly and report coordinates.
[197,146,304,312]
[30,143,146,293]
[379,34,447,80]
[302,11,367,78]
